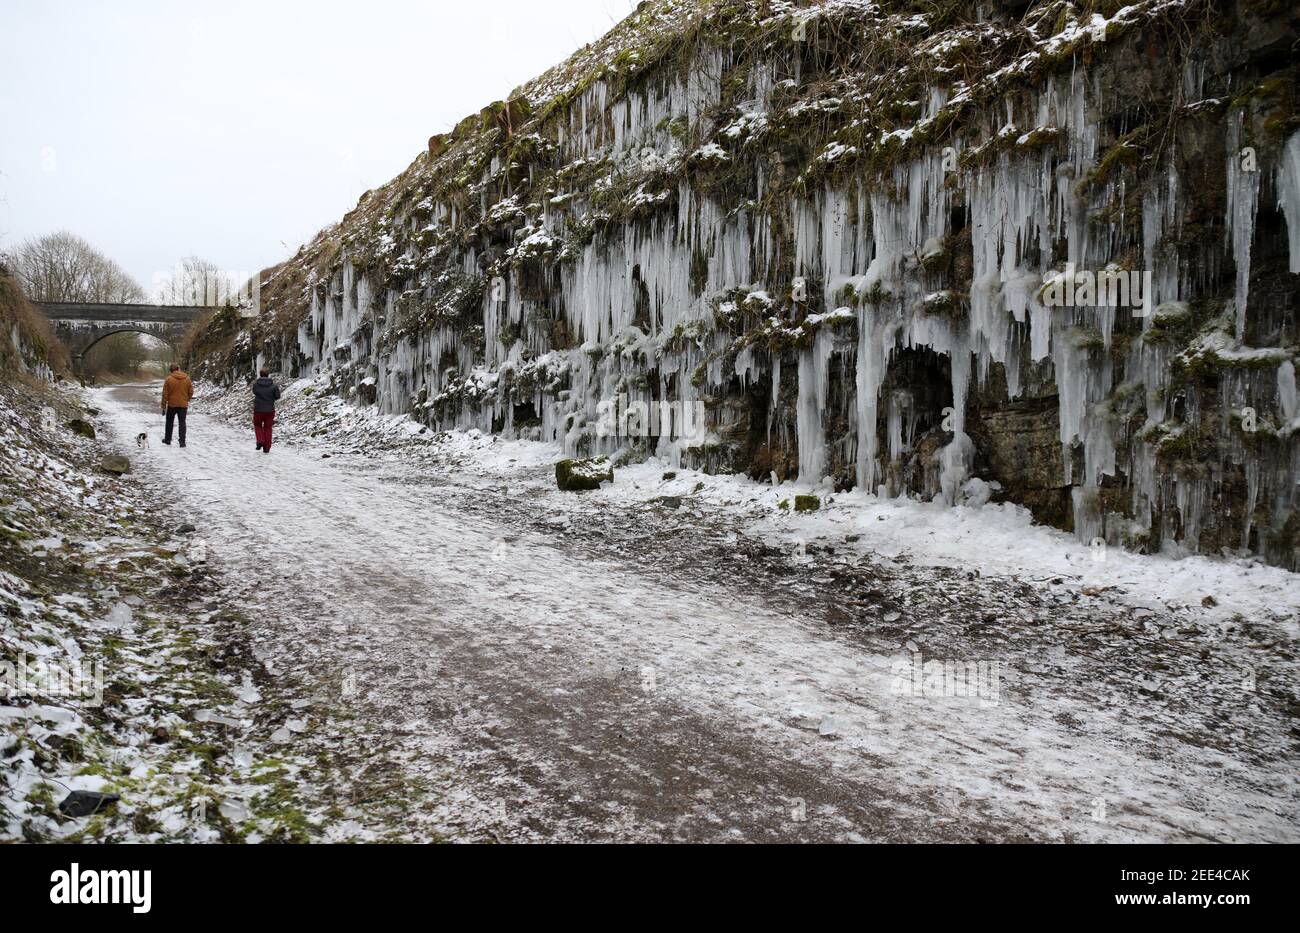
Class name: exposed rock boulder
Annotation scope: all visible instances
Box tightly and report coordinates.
[100,455,130,475]
[794,495,821,513]
[556,457,612,491]
[66,419,95,439]
[58,790,119,818]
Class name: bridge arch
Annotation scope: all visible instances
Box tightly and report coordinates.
[77,327,179,363]
[37,301,218,374]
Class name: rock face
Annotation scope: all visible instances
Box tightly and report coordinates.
[192,0,1300,569]
[0,266,64,379]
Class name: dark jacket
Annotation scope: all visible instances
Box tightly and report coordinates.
[253,376,281,413]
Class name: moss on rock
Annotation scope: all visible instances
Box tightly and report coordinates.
[556,456,614,491]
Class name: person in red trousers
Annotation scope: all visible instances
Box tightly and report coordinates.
[252,368,281,453]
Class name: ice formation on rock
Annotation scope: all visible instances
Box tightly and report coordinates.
[202,1,1300,567]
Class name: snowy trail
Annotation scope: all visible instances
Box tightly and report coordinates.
[96,385,1298,842]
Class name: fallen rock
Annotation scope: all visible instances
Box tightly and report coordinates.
[58,790,120,818]
[66,419,96,439]
[555,457,613,492]
[100,455,130,475]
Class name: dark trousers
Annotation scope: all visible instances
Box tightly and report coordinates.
[253,410,275,450]
[164,407,187,445]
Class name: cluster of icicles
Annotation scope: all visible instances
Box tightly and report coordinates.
[275,54,1300,561]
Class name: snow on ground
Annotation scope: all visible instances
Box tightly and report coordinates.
[0,381,258,841]
[0,380,423,843]
[205,374,1299,635]
[82,376,1300,842]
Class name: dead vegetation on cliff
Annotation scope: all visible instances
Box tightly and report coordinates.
[0,264,69,377]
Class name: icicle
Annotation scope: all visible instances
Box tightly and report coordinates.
[854,310,893,494]
[1224,109,1260,341]
[1279,360,1297,425]
[796,328,833,483]
[939,432,974,506]
[1276,130,1300,274]
[768,353,782,444]
[1242,461,1259,551]
[1142,159,1180,312]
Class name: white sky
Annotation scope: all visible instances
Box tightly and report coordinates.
[0,0,635,294]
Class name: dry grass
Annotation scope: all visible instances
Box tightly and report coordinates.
[177,305,254,380]
[176,308,219,362]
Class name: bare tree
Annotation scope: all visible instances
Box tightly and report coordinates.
[12,231,146,304]
[154,255,234,306]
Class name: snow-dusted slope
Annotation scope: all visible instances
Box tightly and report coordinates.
[0,382,404,842]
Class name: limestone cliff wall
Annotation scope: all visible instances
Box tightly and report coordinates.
[192,0,1300,568]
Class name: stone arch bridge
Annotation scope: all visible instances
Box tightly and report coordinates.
[38,302,217,372]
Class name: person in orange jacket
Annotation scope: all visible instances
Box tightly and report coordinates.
[161,363,194,447]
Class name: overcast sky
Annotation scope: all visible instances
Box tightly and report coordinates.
[0,0,634,295]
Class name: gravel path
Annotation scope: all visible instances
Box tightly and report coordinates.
[95,384,1300,842]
